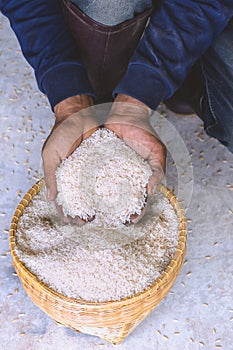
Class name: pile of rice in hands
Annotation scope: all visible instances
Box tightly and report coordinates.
[55,128,152,226]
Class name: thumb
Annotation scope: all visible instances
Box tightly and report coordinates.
[42,148,61,201]
[147,171,163,195]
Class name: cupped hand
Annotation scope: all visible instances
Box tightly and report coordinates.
[105,94,167,223]
[42,95,98,224]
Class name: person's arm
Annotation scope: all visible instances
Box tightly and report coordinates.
[114,0,233,110]
[0,0,95,109]
[107,0,232,214]
[1,1,98,221]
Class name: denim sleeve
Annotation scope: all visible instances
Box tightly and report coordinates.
[114,0,233,110]
[0,0,95,109]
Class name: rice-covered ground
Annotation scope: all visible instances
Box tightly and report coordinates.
[0,13,233,350]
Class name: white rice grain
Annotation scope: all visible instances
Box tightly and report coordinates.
[15,129,179,302]
[15,189,179,302]
[55,128,152,225]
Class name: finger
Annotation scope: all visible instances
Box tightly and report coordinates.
[146,138,166,195]
[130,202,148,224]
[42,148,61,201]
[147,171,163,195]
[147,161,165,195]
[55,202,87,225]
[71,213,95,225]
[55,202,70,223]
[42,114,85,199]
[70,216,86,226]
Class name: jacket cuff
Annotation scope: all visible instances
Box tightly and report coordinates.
[113,63,172,110]
[39,63,96,110]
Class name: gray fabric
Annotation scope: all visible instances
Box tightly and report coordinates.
[71,0,153,25]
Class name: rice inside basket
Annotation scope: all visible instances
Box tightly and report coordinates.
[15,189,178,302]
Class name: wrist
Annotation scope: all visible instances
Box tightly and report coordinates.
[54,95,94,123]
[112,94,152,118]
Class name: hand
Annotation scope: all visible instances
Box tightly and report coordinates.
[42,95,98,224]
[105,94,166,223]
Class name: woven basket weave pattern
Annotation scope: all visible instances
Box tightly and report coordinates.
[10,179,186,345]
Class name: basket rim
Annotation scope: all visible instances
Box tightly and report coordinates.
[10,178,186,308]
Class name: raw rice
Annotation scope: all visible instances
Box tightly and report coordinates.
[15,129,179,302]
[15,189,179,302]
[55,128,152,225]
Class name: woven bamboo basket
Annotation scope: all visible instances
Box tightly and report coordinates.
[10,179,186,345]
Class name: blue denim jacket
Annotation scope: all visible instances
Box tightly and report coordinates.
[1,0,233,110]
